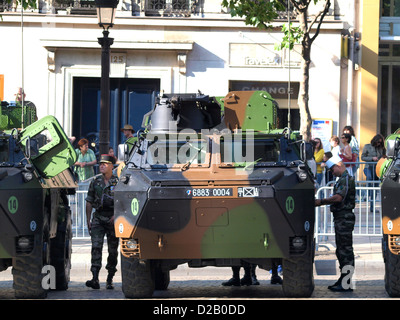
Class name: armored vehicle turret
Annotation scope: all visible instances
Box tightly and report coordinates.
[114,91,315,298]
[0,102,77,298]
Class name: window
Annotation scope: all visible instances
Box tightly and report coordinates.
[381,0,400,17]
[220,136,280,165]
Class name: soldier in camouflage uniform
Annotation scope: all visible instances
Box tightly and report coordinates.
[315,156,355,292]
[85,154,119,290]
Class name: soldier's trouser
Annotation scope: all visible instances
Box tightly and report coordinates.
[90,214,119,275]
[333,210,355,271]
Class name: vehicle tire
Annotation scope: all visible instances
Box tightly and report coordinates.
[12,212,50,299]
[50,209,72,291]
[154,267,170,290]
[383,235,400,297]
[282,254,314,298]
[121,254,155,298]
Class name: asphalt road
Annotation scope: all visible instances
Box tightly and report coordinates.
[0,259,395,320]
[0,236,396,320]
[0,264,390,300]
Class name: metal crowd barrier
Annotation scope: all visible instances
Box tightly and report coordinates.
[69,189,91,238]
[315,183,382,251]
[68,161,384,244]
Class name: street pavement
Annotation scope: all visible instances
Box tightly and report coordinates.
[0,235,392,300]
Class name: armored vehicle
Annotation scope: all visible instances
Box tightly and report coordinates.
[0,102,77,298]
[114,91,315,298]
[377,129,400,297]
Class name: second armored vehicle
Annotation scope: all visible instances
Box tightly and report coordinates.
[114,91,315,298]
[0,102,77,298]
[377,129,400,297]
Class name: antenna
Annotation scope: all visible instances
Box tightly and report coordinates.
[20,2,25,130]
[287,0,291,131]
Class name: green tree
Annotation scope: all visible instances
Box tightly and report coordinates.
[222,0,331,141]
[3,0,37,9]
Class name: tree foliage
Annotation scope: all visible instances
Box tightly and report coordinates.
[3,0,37,9]
[222,0,331,141]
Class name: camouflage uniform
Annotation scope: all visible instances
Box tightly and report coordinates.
[86,174,119,275]
[330,170,356,270]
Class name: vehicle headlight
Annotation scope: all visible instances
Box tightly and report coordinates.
[22,171,33,182]
[297,170,308,182]
[292,237,304,248]
[126,239,138,249]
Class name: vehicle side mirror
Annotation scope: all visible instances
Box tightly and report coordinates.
[386,140,396,157]
[118,144,128,162]
[24,137,39,159]
[300,142,313,162]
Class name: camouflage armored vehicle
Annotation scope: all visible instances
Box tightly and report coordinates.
[114,91,315,298]
[0,102,77,298]
[377,129,400,297]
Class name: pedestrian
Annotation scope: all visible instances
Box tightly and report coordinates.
[329,135,340,158]
[342,126,359,176]
[361,133,386,212]
[121,124,136,152]
[15,87,25,103]
[322,151,334,183]
[339,133,354,176]
[315,156,355,292]
[361,133,386,180]
[108,146,118,164]
[222,264,260,286]
[313,138,325,186]
[74,138,97,182]
[14,87,37,123]
[85,154,119,290]
[270,260,283,285]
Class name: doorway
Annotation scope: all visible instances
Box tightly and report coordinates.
[72,77,160,157]
[379,63,400,136]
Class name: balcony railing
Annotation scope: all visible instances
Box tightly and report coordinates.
[0,0,96,14]
[1,0,332,19]
[51,0,96,14]
[141,0,193,17]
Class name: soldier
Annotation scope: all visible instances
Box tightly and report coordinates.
[85,154,119,290]
[315,156,356,292]
[121,124,136,152]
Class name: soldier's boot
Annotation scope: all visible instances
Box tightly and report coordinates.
[328,272,353,292]
[240,266,252,286]
[106,273,114,290]
[85,268,100,289]
[250,265,260,285]
[270,266,282,285]
[222,266,240,286]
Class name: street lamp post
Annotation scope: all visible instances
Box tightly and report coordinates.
[95,0,118,156]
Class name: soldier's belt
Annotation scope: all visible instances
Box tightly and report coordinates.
[94,210,114,217]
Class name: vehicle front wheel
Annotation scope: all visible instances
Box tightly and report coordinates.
[13,213,50,299]
[121,254,155,298]
[383,235,400,297]
[282,254,314,298]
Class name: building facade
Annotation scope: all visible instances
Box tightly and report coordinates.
[0,0,388,155]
